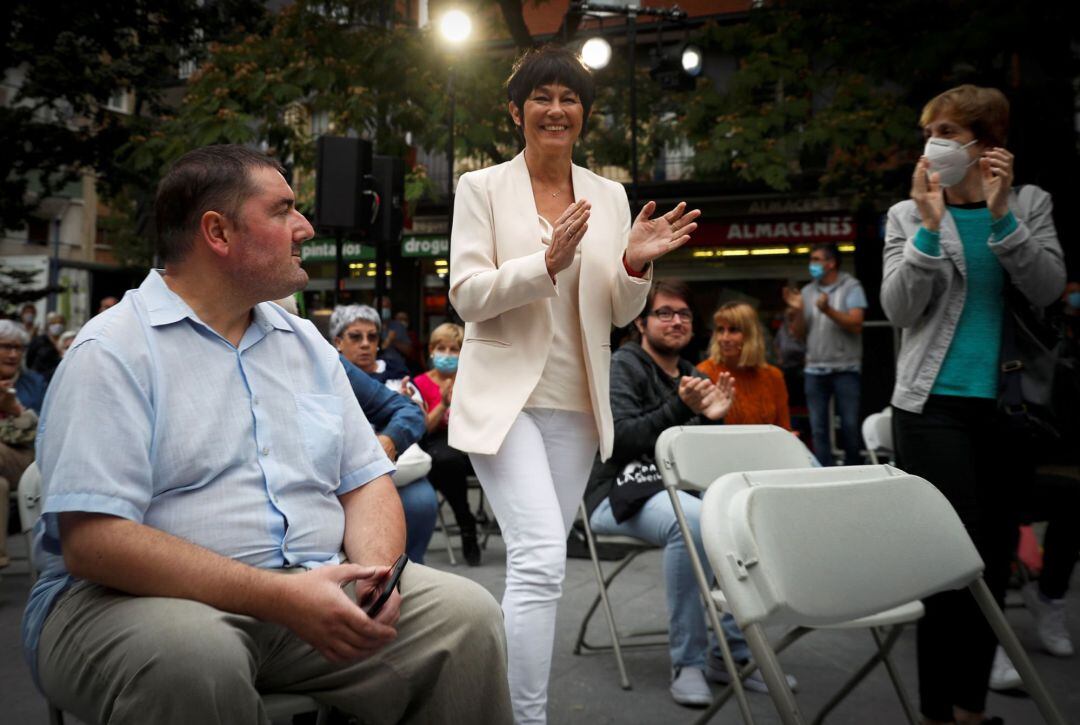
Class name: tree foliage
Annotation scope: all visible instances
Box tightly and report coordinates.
[1,0,267,239]
[675,0,1079,203]
[9,0,1076,268]
[124,1,532,212]
[0,266,63,312]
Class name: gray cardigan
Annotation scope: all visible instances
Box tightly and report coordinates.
[881,185,1066,413]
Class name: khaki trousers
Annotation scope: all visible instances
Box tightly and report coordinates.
[38,563,512,725]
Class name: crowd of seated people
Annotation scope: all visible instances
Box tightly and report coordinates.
[9,269,1074,720]
[328,303,439,565]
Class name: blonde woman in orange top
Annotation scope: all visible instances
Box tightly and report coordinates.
[697,301,792,430]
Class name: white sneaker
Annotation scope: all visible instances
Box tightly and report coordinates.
[705,651,798,694]
[988,646,1022,691]
[670,667,712,707]
[1022,582,1074,657]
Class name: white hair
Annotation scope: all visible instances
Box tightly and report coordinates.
[0,319,29,345]
[329,304,380,339]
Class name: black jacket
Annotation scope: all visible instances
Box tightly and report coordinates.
[583,342,716,517]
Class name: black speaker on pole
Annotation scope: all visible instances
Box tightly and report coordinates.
[315,136,373,232]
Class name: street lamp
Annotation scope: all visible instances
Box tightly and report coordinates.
[581,37,612,70]
[680,43,703,76]
[439,9,472,45]
[576,1,688,204]
[439,9,472,236]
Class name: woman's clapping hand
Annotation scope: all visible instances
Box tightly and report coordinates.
[545,200,591,278]
[625,201,701,273]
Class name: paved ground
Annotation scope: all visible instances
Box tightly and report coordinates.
[2,512,1078,724]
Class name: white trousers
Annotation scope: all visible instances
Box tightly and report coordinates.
[470,409,599,725]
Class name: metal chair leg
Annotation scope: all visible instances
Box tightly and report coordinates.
[969,579,1067,725]
[744,623,805,725]
[579,503,632,690]
[808,625,911,725]
[574,551,643,655]
[872,627,919,725]
[667,487,756,725]
[435,497,456,566]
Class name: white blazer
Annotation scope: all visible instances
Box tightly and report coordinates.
[448,152,651,460]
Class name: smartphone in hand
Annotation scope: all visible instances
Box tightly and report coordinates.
[363,554,408,618]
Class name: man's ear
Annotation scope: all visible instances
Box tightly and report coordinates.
[198,210,231,259]
[634,317,646,336]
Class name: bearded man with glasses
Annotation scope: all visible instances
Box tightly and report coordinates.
[583,279,798,706]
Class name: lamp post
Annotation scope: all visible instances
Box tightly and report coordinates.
[575,1,688,205]
[439,9,472,236]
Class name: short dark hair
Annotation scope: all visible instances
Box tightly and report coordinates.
[155,145,285,263]
[506,45,596,137]
[641,279,693,319]
[810,242,841,269]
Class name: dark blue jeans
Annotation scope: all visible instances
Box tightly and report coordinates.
[804,370,861,466]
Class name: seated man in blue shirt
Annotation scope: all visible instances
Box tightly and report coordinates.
[22,145,511,724]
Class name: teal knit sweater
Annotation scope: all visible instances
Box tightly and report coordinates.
[913,207,1017,399]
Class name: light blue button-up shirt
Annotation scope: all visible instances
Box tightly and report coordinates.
[22,270,393,682]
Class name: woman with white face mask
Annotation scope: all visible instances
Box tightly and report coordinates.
[882,85,1066,725]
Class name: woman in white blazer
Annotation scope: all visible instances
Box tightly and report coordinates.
[449,47,701,723]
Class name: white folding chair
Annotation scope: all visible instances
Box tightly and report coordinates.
[573,501,664,689]
[21,462,331,725]
[655,425,921,725]
[701,465,1067,725]
[17,464,42,583]
[861,407,894,465]
[654,425,817,724]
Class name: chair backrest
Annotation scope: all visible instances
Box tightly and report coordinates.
[861,407,894,458]
[861,413,883,455]
[17,462,42,534]
[655,425,816,492]
[700,465,984,628]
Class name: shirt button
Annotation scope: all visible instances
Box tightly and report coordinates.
[253,396,259,405]
[283,543,289,551]
[261,446,270,455]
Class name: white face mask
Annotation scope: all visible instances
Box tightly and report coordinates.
[48,323,64,337]
[924,137,977,188]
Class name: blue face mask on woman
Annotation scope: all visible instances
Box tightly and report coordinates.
[433,353,459,374]
[809,262,826,280]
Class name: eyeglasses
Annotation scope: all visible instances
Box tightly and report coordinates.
[648,307,693,323]
[344,331,380,343]
[0,343,25,353]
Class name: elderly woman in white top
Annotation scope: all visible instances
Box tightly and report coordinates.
[449,46,707,723]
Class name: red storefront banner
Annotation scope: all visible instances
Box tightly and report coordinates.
[687,216,856,247]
